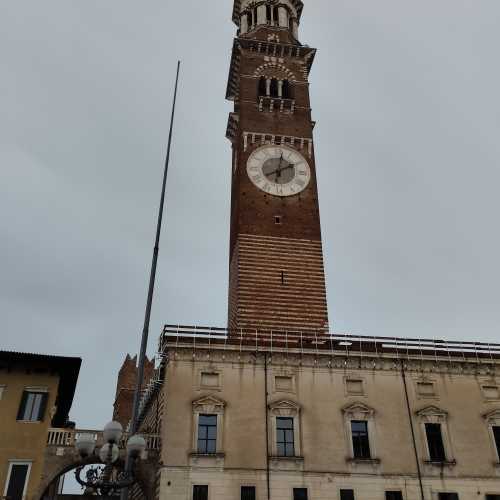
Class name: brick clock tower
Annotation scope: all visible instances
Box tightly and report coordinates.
[226,0,329,333]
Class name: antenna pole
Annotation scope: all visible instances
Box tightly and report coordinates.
[121,60,181,497]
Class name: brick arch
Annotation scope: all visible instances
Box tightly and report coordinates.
[35,452,158,500]
[254,63,297,82]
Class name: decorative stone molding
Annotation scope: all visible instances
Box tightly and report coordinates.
[342,402,375,420]
[415,405,448,422]
[416,405,455,467]
[242,131,312,156]
[191,395,226,459]
[269,399,301,457]
[269,399,300,417]
[341,402,379,467]
[192,395,225,415]
[254,62,297,82]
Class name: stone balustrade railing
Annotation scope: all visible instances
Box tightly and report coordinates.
[47,428,161,450]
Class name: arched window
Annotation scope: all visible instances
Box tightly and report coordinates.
[270,78,279,98]
[282,80,293,99]
[258,77,267,97]
[246,12,252,28]
[266,5,272,24]
[273,6,280,26]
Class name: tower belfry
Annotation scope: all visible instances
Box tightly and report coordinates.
[226,0,329,333]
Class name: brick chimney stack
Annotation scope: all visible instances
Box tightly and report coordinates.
[113,354,155,430]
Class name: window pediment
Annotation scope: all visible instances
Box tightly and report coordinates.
[269,399,300,417]
[342,402,375,420]
[483,409,500,424]
[416,405,448,422]
[192,395,226,414]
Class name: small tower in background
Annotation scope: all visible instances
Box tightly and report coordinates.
[113,354,155,430]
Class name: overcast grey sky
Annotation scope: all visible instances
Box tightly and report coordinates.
[1,1,499,431]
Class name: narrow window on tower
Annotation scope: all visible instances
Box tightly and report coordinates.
[282,80,291,99]
[258,77,267,97]
[281,271,286,285]
[266,5,272,24]
[425,423,446,462]
[276,417,295,457]
[273,6,280,26]
[274,215,282,225]
[270,78,279,98]
[351,420,371,459]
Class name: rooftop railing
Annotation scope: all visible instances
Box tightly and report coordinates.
[159,324,500,362]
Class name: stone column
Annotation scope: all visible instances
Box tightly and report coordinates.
[266,78,271,96]
[292,19,299,38]
[257,4,267,25]
[240,14,248,34]
[278,6,288,27]
[278,80,283,98]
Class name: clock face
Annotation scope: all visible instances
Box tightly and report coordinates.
[246,145,311,197]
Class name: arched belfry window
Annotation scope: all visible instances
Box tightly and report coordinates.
[270,78,279,98]
[258,77,267,97]
[273,6,280,25]
[266,5,272,24]
[282,80,293,99]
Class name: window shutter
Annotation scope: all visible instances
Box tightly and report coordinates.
[17,392,28,421]
[37,393,49,422]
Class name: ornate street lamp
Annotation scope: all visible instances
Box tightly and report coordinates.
[74,421,146,496]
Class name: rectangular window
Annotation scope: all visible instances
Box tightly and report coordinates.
[197,414,217,454]
[493,426,500,460]
[17,391,48,422]
[425,423,446,462]
[241,486,256,500]
[386,492,403,500]
[351,420,371,459]
[293,488,307,500]
[438,494,458,500]
[485,495,500,500]
[193,485,208,500]
[4,463,30,500]
[340,490,355,500]
[276,417,295,457]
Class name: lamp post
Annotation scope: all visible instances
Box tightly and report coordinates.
[74,421,146,496]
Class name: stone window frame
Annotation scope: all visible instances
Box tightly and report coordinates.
[483,409,500,465]
[343,376,366,397]
[269,399,302,458]
[3,460,32,500]
[479,378,500,402]
[197,369,223,392]
[273,372,296,394]
[413,376,439,400]
[191,396,226,456]
[416,406,456,465]
[341,402,380,464]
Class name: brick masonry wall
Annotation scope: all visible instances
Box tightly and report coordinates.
[227,29,329,331]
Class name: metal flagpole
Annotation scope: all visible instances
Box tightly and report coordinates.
[121,60,181,499]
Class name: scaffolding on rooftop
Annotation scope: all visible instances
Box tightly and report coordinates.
[158,324,500,363]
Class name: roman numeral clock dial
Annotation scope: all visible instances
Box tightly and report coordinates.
[246,145,311,197]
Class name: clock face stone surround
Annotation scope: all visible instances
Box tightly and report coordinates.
[246,145,311,197]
